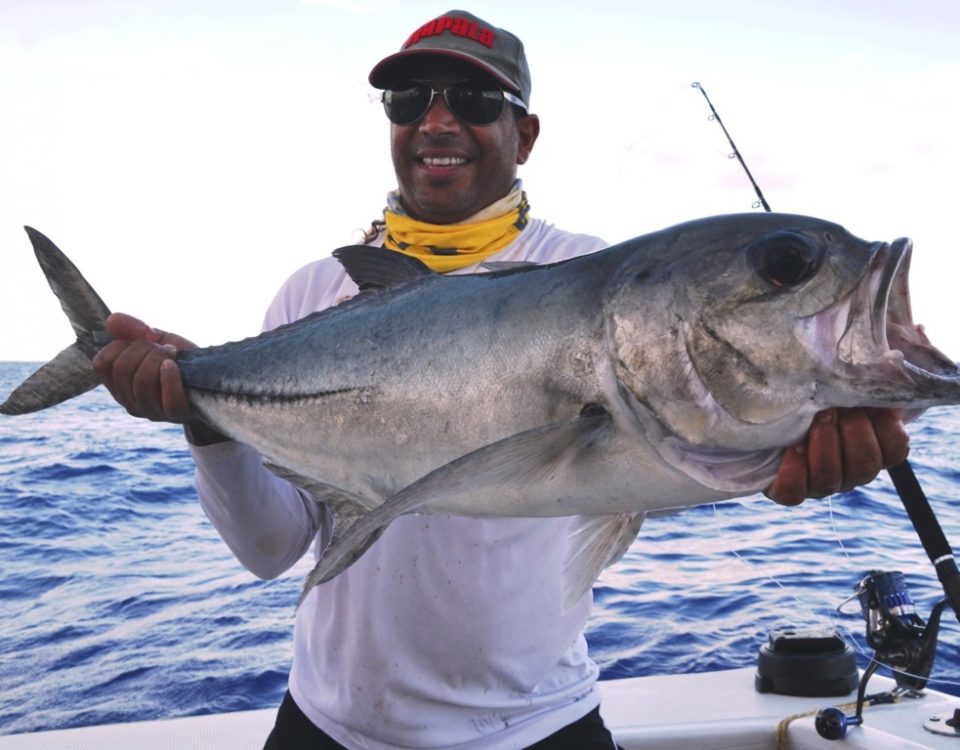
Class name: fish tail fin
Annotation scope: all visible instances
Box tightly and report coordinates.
[0,228,112,415]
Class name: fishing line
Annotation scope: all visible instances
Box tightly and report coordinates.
[826,496,852,561]
[616,82,727,189]
[708,500,833,624]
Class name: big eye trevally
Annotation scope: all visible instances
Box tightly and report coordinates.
[4,214,960,609]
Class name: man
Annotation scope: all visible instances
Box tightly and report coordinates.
[93,10,909,749]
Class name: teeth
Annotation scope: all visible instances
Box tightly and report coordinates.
[422,156,466,166]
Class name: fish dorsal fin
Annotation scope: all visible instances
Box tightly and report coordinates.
[479,260,537,272]
[332,245,435,291]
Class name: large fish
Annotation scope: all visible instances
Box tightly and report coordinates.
[4,215,960,608]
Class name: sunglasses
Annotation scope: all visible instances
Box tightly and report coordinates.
[382,81,526,126]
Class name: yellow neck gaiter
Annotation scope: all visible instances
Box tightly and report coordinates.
[383,191,530,273]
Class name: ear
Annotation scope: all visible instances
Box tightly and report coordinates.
[515,113,540,165]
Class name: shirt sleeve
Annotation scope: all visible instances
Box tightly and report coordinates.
[193,440,329,579]
[191,257,347,579]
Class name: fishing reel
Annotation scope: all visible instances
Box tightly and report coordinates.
[815,570,947,740]
[858,570,945,690]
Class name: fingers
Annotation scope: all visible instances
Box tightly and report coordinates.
[93,339,183,422]
[766,408,909,507]
[866,408,910,468]
[129,344,180,421]
[93,314,195,423]
[764,444,808,506]
[766,410,843,506]
[160,358,191,420]
[805,409,846,497]
[832,408,885,494]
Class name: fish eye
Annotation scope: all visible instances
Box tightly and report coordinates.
[747,231,824,288]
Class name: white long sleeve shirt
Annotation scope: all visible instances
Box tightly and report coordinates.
[192,218,610,749]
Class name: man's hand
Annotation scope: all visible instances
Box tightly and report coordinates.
[92,312,195,423]
[767,408,910,506]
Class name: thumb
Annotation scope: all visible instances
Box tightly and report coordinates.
[105,312,156,341]
[105,312,196,350]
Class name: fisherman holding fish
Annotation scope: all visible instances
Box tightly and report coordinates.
[85,10,909,750]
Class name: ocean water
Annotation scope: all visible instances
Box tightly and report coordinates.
[2,360,960,736]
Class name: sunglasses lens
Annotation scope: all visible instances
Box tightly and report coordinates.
[383,85,433,125]
[445,86,504,125]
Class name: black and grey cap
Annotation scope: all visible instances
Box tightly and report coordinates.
[368,10,532,109]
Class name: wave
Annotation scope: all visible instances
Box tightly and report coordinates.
[2,363,960,733]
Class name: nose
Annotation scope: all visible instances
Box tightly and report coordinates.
[418,94,460,135]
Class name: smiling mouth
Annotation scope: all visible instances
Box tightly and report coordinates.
[420,156,469,167]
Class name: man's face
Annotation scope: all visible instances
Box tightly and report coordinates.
[389,72,539,224]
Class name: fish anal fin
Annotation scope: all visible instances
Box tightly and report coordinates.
[297,486,386,609]
[263,461,380,513]
[298,525,386,607]
[262,461,387,608]
[562,512,645,612]
[332,245,435,291]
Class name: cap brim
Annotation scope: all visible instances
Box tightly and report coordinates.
[369,49,521,96]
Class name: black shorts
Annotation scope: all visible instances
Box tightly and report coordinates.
[262,690,622,749]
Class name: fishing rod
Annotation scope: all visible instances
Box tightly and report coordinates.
[691,82,771,212]
[693,80,960,739]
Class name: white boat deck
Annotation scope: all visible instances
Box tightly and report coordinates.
[1,667,958,749]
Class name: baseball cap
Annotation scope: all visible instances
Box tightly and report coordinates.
[368,10,532,109]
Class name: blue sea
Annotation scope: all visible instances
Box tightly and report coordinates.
[3,359,960,736]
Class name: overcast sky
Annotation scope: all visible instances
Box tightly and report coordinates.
[1,0,958,363]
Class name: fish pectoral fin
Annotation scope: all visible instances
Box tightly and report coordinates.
[296,488,394,607]
[420,411,614,491]
[0,344,101,415]
[296,413,615,604]
[562,512,645,612]
[332,245,436,291]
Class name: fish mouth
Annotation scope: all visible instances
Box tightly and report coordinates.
[829,237,960,401]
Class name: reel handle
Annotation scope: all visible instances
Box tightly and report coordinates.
[815,706,862,740]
